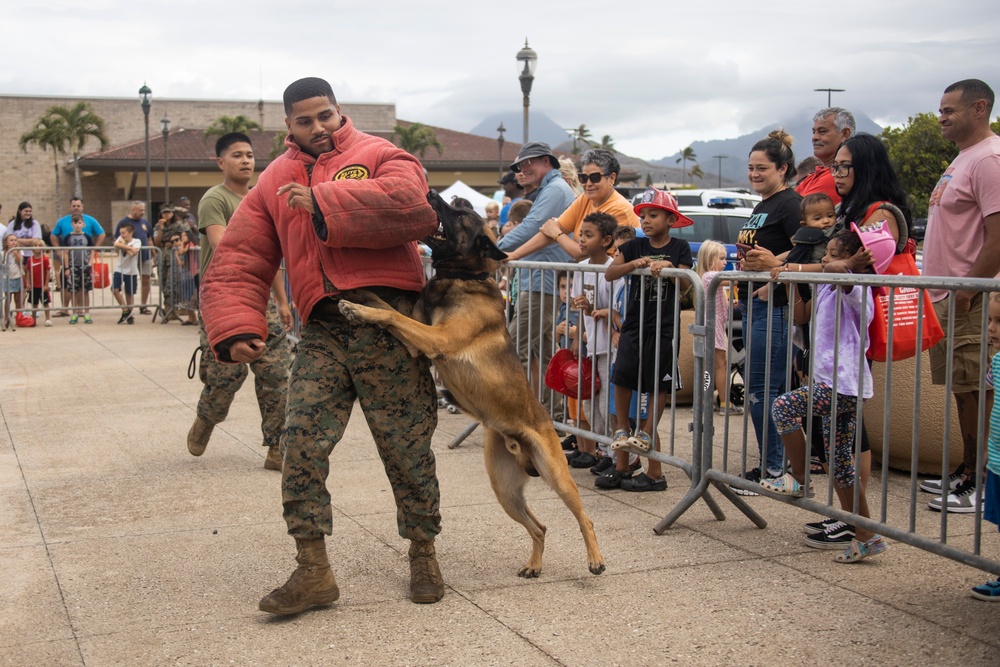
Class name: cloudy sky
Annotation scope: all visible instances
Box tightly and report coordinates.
[4,0,998,161]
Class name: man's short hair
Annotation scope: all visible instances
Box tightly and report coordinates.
[944,79,995,116]
[70,196,83,204]
[132,200,145,209]
[283,77,337,115]
[215,132,253,157]
[813,107,856,134]
[120,222,135,233]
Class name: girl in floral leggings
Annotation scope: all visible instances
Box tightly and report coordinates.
[761,227,893,563]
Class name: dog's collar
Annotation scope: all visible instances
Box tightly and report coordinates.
[434,269,491,281]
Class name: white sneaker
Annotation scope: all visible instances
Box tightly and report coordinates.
[44,319,52,327]
[928,478,982,513]
[919,466,965,494]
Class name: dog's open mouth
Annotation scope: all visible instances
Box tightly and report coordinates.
[424,220,448,249]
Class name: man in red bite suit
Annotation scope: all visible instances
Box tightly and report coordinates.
[200,77,444,614]
[795,107,856,204]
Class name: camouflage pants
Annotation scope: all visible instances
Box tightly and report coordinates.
[281,294,440,542]
[197,302,291,448]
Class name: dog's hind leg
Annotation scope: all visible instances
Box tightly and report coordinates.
[483,428,547,578]
[527,429,606,575]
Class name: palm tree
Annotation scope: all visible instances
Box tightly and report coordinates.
[391,123,444,158]
[599,134,616,152]
[19,116,70,209]
[689,164,705,182]
[571,124,593,155]
[20,102,109,200]
[204,115,263,141]
[676,146,698,186]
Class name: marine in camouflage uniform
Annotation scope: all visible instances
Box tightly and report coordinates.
[200,80,445,612]
[195,300,291,456]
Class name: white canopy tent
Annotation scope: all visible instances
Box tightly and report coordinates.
[437,180,494,217]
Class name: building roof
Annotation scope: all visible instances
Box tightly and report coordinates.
[76,120,574,172]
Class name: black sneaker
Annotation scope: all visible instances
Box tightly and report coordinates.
[117,311,129,325]
[731,468,763,496]
[590,457,614,475]
[803,517,840,535]
[560,434,577,451]
[803,521,856,549]
[127,316,135,325]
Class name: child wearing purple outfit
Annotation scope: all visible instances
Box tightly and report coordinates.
[761,226,893,563]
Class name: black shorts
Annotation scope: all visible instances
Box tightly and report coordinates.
[65,266,93,293]
[29,287,51,307]
[612,328,681,393]
[113,272,137,295]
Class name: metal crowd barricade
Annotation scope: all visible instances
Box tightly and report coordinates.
[665,268,1000,577]
[155,243,200,323]
[443,258,726,520]
[1,245,163,329]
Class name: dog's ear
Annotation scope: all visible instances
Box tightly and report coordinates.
[475,234,508,261]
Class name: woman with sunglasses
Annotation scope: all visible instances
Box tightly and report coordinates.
[831,133,912,254]
[502,148,639,262]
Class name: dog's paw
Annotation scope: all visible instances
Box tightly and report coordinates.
[338,300,365,323]
[517,565,542,579]
[589,561,606,575]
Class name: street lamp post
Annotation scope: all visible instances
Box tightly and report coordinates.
[516,39,537,145]
[496,123,506,179]
[814,87,845,107]
[712,155,728,188]
[161,115,171,205]
[139,84,152,215]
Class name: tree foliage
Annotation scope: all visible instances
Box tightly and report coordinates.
[689,164,704,181]
[570,124,593,155]
[19,102,109,199]
[676,146,698,186]
[204,115,263,141]
[391,123,443,158]
[880,112,1000,218]
[599,134,616,152]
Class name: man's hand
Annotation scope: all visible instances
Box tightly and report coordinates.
[278,183,315,215]
[743,246,780,272]
[230,338,267,363]
[955,289,974,313]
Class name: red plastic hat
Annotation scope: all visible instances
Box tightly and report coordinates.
[850,221,895,274]
[632,188,694,228]
[544,349,599,400]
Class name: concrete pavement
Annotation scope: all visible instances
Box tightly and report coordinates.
[3,309,1000,666]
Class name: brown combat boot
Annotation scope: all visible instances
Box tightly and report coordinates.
[409,539,444,604]
[264,445,282,471]
[187,416,214,456]
[258,538,340,615]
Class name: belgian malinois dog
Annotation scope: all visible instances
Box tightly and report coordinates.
[338,191,605,578]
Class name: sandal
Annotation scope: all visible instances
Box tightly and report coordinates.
[834,535,888,563]
[595,468,632,489]
[759,472,812,498]
[620,472,667,492]
[810,457,827,475]
[627,430,652,452]
[610,429,630,451]
[139,308,151,315]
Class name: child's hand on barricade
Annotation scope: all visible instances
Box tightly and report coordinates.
[592,308,608,321]
[648,259,674,277]
[556,320,568,336]
[770,264,789,280]
[571,294,593,315]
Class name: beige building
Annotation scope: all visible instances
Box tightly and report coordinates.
[2,94,523,238]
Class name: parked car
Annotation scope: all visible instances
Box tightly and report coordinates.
[911,217,927,243]
[672,197,754,270]
[632,188,761,210]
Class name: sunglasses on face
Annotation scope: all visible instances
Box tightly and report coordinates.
[577,172,607,185]
[169,237,182,243]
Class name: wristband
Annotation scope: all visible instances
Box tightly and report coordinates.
[552,232,563,240]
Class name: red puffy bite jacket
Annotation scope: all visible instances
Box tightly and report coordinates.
[200,116,437,359]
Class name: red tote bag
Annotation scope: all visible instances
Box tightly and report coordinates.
[867,252,944,362]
